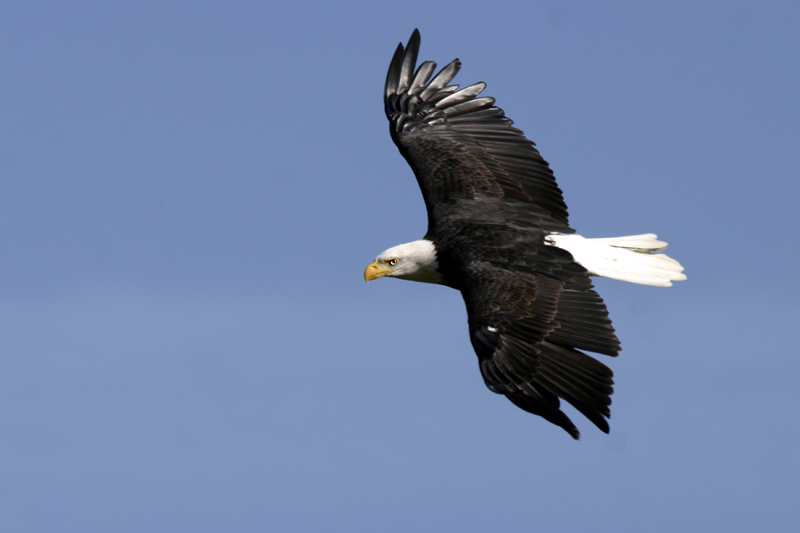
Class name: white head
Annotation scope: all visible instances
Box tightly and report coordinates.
[364,239,444,285]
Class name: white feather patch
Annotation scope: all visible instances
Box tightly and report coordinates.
[546,233,686,287]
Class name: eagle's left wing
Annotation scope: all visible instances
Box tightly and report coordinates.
[454,236,619,439]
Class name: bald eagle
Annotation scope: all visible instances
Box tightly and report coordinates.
[365,30,685,439]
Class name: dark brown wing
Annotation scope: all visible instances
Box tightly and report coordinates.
[384,29,570,233]
[437,220,620,439]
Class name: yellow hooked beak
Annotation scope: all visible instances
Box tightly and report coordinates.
[364,261,394,283]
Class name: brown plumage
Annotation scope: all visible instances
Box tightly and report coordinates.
[368,29,684,438]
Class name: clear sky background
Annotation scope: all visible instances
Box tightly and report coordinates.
[2,1,799,531]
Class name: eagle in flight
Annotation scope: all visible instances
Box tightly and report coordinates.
[365,30,685,439]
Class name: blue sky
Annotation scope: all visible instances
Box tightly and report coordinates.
[2,1,799,531]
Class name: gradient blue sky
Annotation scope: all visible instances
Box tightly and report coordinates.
[2,1,799,531]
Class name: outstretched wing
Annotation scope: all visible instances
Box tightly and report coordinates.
[452,232,620,439]
[384,29,571,234]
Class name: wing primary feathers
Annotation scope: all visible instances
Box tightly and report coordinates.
[507,391,581,440]
[420,59,461,100]
[410,61,437,95]
[398,29,421,95]
[384,43,405,102]
[435,82,487,108]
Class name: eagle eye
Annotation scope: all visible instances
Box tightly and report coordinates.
[388,258,398,266]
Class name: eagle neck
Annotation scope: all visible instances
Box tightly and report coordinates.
[399,239,444,285]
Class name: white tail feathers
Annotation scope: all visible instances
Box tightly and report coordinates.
[546,233,687,287]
